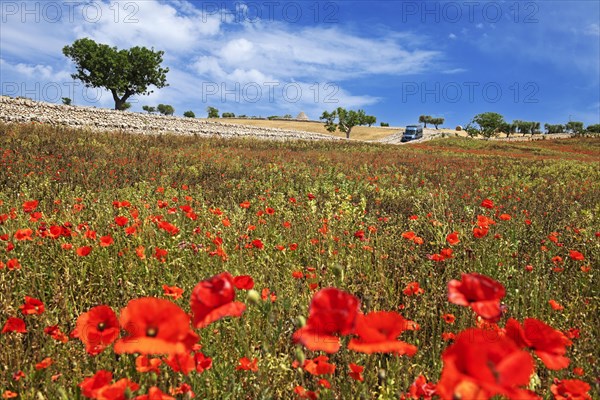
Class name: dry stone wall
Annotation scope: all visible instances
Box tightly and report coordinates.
[0,96,340,142]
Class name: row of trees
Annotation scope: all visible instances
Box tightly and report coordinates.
[466,112,599,138]
[419,115,445,129]
[320,108,377,139]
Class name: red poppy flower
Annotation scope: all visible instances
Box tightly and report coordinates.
[569,250,584,261]
[409,375,437,399]
[78,370,113,398]
[236,357,258,372]
[77,246,92,257]
[22,200,39,213]
[6,259,21,270]
[44,325,68,343]
[447,273,506,322]
[135,386,175,400]
[35,357,53,370]
[294,386,318,400]
[551,379,591,400]
[549,299,564,311]
[437,328,535,400]
[442,332,456,342]
[505,318,572,370]
[446,232,460,245]
[348,311,418,355]
[293,287,360,353]
[481,199,494,209]
[292,271,304,279]
[473,226,489,238]
[402,231,416,240]
[233,275,255,290]
[135,355,162,374]
[2,317,26,334]
[19,296,44,315]
[157,220,180,235]
[114,216,129,227]
[162,351,196,375]
[99,235,114,247]
[154,247,168,262]
[251,239,264,249]
[75,305,120,355]
[95,378,139,400]
[403,282,424,296]
[170,384,195,397]
[114,297,198,355]
[348,363,364,382]
[195,351,213,373]
[190,272,246,329]
[442,313,456,324]
[240,201,251,208]
[476,215,495,228]
[14,228,33,241]
[162,284,184,300]
[303,355,335,375]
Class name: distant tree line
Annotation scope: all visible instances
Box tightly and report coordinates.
[465,112,598,138]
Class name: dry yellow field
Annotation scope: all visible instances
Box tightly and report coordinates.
[199,118,402,141]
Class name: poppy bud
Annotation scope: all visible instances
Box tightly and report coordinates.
[295,348,305,365]
[246,289,260,305]
[295,315,306,328]
[378,368,387,386]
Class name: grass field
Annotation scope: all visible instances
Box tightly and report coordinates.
[0,122,598,399]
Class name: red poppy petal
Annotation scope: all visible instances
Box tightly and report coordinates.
[535,350,570,370]
[292,327,341,353]
[348,339,418,355]
[193,301,246,329]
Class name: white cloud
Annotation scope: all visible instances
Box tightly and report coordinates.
[448,33,457,40]
[583,23,600,36]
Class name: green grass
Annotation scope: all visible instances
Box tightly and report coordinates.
[0,123,598,399]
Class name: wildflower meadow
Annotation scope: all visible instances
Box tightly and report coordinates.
[0,122,598,399]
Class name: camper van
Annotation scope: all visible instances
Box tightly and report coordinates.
[401,125,424,142]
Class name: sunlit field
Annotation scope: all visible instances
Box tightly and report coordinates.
[0,122,598,399]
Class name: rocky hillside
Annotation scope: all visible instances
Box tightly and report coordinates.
[0,97,341,142]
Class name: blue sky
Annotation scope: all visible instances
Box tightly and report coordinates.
[1,0,599,128]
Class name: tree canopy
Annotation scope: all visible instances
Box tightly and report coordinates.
[320,107,375,139]
[63,38,169,110]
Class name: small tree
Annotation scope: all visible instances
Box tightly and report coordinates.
[418,115,431,128]
[157,104,174,116]
[142,105,156,114]
[430,117,445,129]
[469,112,505,139]
[365,115,377,127]
[499,122,517,138]
[63,38,168,111]
[222,112,235,118]
[565,121,584,134]
[380,122,389,127]
[586,123,600,134]
[320,107,374,139]
[206,106,219,118]
[544,123,564,134]
[61,97,72,105]
[183,110,195,118]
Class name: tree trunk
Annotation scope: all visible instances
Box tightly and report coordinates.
[111,89,132,111]
[346,127,352,139]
